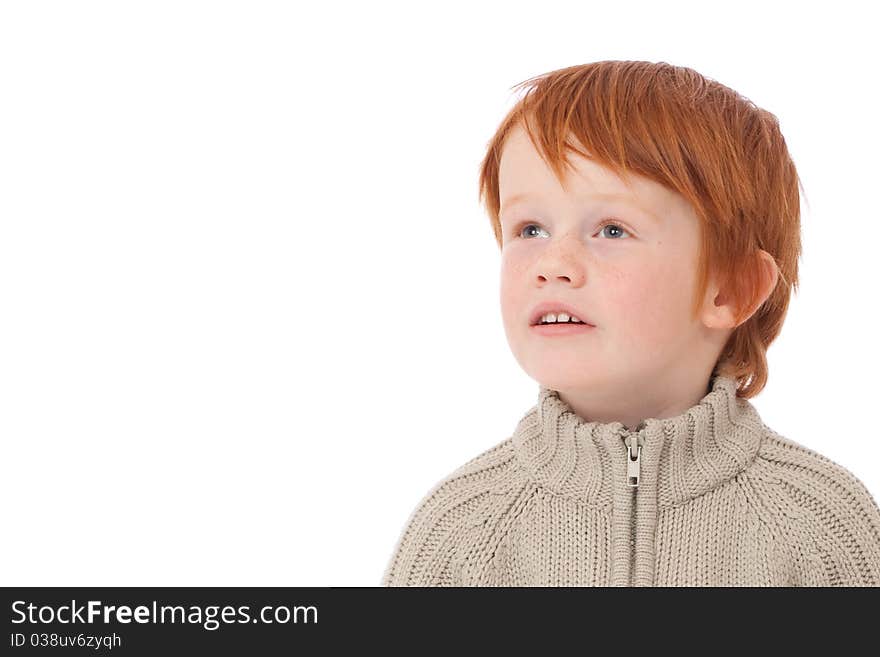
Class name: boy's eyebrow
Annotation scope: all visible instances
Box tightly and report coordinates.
[500,192,662,224]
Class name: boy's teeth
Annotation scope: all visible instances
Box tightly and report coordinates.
[540,312,584,324]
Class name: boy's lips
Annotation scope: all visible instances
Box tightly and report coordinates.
[528,300,596,327]
[530,322,596,336]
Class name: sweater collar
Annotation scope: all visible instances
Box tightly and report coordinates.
[511,374,764,508]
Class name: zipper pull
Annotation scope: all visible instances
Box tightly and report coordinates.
[625,434,641,487]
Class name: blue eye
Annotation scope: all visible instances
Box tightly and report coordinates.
[597,221,630,239]
[517,223,548,239]
[513,221,630,240]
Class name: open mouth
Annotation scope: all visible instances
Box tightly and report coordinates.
[533,319,586,326]
[529,308,595,327]
[530,322,595,335]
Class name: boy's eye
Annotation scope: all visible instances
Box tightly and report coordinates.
[518,223,547,239]
[513,221,630,240]
[597,222,630,239]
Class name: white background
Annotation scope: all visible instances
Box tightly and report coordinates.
[1,1,877,586]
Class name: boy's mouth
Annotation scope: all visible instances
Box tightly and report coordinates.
[528,301,596,327]
[530,322,596,336]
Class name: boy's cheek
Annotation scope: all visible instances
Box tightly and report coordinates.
[608,273,692,347]
[498,263,529,316]
[499,251,532,280]
[498,290,527,335]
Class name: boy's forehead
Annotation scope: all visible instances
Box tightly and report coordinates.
[500,128,655,212]
[498,124,688,223]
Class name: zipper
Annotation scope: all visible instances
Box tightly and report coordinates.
[625,433,642,487]
[623,431,642,586]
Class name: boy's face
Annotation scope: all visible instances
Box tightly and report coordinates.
[498,122,724,396]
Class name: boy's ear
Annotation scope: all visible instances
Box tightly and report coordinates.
[702,249,780,330]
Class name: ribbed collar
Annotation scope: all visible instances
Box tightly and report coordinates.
[511,374,765,508]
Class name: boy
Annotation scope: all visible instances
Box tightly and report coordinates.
[381,60,880,586]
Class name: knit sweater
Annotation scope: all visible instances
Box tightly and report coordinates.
[382,374,880,586]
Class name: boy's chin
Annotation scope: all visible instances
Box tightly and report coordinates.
[528,367,603,393]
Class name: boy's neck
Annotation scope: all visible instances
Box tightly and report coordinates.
[552,371,715,430]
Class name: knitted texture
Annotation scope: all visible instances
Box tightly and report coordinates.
[382,374,880,586]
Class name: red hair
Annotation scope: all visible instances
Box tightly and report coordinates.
[477,61,804,398]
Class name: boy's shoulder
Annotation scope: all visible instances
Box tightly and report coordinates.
[405,433,521,515]
[381,436,521,586]
[418,434,522,499]
[752,424,880,584]
[447,435,519,479]
[754,424,879,504]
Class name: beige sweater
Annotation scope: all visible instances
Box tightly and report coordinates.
[382,374,880,586]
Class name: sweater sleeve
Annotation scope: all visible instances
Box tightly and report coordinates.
[381,440,516,586]
[808,467,880,586]
[762,434,880,586]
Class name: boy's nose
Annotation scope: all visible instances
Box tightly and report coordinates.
[534,243,587,287]
[535,258,586,287]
